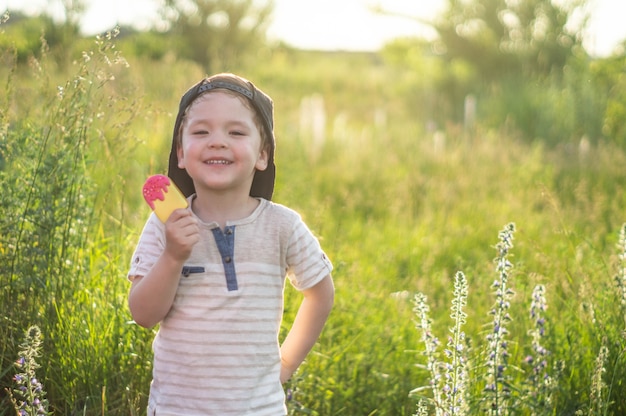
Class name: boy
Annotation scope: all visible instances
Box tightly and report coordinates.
[127,73,334,415]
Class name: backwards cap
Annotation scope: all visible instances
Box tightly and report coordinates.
[167,73,276,200]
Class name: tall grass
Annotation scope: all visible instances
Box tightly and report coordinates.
[0,31,152,414]
[2,30,626,415]
[275,120,626,413]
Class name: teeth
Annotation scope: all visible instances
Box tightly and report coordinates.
[207,160,230,165]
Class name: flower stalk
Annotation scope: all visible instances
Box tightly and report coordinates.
[7,325,50,416]
[484,223,516,415]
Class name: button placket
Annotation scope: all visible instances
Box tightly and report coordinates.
[211,226,238,291]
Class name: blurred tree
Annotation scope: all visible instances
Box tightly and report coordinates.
[0,12,47,63]
[0,0,83,65]
[590,54,626,146]
[50,0,84,63]
[158,0,273,72]
[380,0,602,144]
[434,0,589,80]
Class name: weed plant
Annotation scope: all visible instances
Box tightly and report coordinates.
[410,222,626,415]
[6,326,49,416]
[0,31,152,414]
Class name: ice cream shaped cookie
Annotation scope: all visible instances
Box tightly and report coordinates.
[143,175,188,222]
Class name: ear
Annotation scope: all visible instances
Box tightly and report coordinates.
[255,148,269,171]
[177,144,185,169]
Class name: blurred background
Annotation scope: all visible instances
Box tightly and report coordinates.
[2,1,626,415]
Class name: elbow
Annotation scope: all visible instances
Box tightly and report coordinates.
[131,313,157,329]
[326,292,335,317]
[128,299,160,329]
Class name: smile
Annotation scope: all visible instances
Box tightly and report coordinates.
[205,159,232,165]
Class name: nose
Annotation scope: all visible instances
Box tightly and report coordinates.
[206,130,227,148]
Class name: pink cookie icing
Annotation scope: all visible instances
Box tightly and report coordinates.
[142,175,172,210]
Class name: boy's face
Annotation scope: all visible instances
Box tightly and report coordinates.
[177,91,269,195]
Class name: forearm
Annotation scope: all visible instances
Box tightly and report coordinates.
[280,275,334,382]
[128,252,184,328]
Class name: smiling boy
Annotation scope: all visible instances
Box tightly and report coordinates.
[127,73,334,415]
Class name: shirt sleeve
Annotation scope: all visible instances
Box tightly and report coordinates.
[285,218,333,291]
[127,213,166,280]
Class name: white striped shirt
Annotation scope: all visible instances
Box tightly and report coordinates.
[128,198,332,415]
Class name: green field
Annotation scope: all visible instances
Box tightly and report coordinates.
[2,27,626,415]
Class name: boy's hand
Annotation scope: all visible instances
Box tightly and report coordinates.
[128,208,199,328]
[164,208,199,262]
[280,275,334,383]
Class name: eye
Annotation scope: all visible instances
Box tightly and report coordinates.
[192,129,209,135]
[230,130,246,136]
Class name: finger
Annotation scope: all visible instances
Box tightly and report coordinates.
[168,208,192,223]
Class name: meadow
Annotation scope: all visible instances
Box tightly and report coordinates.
[2,32,626,415]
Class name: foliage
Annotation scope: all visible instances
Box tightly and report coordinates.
[589,54,626,147]
[157,0,274,72]
[0,12,50,63]
[0,30,152,415]
[0,11,82,65]
[434,0,588,80]
[115,28,172,61]
[382,38,624,147]
[379,0,626,148]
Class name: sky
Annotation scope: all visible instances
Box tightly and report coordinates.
[1,0,625,57]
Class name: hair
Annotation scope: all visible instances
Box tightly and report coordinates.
[175,74,270,153]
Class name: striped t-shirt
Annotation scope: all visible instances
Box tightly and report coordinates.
[128,197,333,416]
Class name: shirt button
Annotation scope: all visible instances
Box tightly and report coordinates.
[224,256,232,263]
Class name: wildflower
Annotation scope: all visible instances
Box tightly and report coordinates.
[8,326,50,416]
[411,271,469,416]
[415,399,429,416]
[483,223,516,414]
[589,344,609,415]
[520,283,559,413]
[284,370,314,416]
[412,292,443,410]
[441,271,469,416]
[613,224,626,326]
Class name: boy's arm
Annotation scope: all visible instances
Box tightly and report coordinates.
[280,274,335,383]
[128,209,199,328]
[128,251,185,328]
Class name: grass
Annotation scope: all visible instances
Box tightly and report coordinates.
[2,32,626,415]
